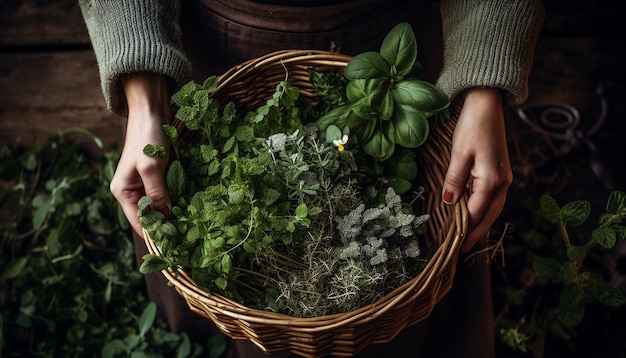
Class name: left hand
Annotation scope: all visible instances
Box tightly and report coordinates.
[442,87,513,252]
[109,72,172,237]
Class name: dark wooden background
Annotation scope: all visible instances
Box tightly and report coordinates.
[2,1,624,158]
[1,0,624,356]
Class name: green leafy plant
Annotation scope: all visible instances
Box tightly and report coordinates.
[0,131,226,357]
[495,190,626,356]
[317,22,450,160]
[102,302,228,358]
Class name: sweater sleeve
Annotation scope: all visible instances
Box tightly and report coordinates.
[79,0,192,116]
[436,0,545,107]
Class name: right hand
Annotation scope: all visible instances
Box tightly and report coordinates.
[441,87,513,252]
[110,72,172,236]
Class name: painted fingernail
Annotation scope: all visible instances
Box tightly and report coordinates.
[443,190,453,204]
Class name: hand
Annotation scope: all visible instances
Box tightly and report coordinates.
[110,72,172,236]
[442,87,512,252]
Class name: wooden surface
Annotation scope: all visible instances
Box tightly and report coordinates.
[0,0,119,152]
[1,0,624,157]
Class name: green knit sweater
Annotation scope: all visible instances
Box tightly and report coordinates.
[79,0,544,117]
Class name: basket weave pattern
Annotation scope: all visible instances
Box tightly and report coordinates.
[143,50,468,357]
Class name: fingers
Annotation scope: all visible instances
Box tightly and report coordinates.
[110,156,145,237]
[442,147,472,205]
[443,156,512,253]
[461,171,511,252]
[139,155,172,218]
[442,143,508,253]
[442,87,511,252]
[110,152,171,237]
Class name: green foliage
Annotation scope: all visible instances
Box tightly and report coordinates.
[317,22,450,160]
[249,79,305,136]
[0,131,226,357]
[143,144,166,158]
[496,191,626,355]
[139,36,438,315]
[101,302,224,358]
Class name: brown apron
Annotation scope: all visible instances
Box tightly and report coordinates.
[134,1,495,356]
[180,0,443,82]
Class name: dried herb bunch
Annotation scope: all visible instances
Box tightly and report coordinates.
[252,130,429,317]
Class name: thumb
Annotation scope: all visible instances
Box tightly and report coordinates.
[442,153,471,205]
[141,159,172,219]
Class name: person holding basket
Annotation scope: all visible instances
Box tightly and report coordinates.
[79,1,544,356]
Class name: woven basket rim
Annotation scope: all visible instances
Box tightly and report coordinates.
[143,49,468,357]
[143,208,465,328]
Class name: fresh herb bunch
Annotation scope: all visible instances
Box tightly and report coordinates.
[317,22,450,160]
[139,23,448,317]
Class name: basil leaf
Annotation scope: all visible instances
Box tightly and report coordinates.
[345,51,390,80]
[346,79,370,102]
[387,177,412,195]
[380,22,417,78]
[391,79,449,116]
[351,97,374,120]
[390,150,418,181]
[347,79,388,119]
[362,122,395,160]
[316,104,351,132]
[380,89,394,120]
[347,111,376,143]
[393,104,429,148]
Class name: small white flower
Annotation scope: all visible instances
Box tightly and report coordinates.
[332,135,349,152]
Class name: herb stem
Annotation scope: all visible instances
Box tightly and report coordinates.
[559,223,572,250]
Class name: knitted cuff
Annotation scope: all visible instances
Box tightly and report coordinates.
[436,0,544,107]
[79,0,192,116]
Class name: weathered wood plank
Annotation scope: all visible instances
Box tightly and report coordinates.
[0,0,90,47]
[0,50,121,152]
[0,0,623,158]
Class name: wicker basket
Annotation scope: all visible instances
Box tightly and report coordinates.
[143,49,468,357]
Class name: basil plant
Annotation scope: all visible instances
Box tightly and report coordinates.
[317,22,449,160]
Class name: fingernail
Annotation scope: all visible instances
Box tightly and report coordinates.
[156,206,171,218]
[443,190,453,204]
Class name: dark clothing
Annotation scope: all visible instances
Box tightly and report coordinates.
[181,0,443,82]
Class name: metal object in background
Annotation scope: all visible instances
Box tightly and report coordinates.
[515,85,614,190]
